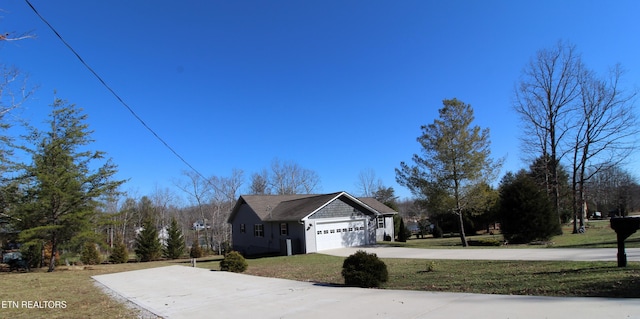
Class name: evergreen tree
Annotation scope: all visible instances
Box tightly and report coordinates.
[396,98,501,247]
[109,234,129,264]
[397,217,409,242]
[13,98,124,272]
[163,217,185,259]
[80,242,101,265]
[499,171,561,244]
[189,237,203,258]
[134,219,162,262]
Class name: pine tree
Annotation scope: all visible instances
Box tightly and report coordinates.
[189,238,203,258]
[80,242,101,265]
[163,217,185,259]
[13,98,124,271]
[134,219,162,262]
[398,217,409,242]
[109,234,129,264]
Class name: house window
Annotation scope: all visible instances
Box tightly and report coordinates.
[240,224,246,233]
[377,217,385,228]
[280,223,288,236]
[254,224,264,237]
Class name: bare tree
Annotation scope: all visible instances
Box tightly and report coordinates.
[209,169,243,254]
[514,41,582,223]
[355,168,383,197]
[588,165,638,216]
[269,158,321,194]
[175,171,214,250]
[569,64,638,231]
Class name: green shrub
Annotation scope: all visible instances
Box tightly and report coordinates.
[219,251,247,273]
[432,224,443,238]
[80,242,101,265]
[109,238,129,264]
[468,238,502,246]
[499,172,561,244]
[341,250,388,288]
[425,260,436,272]
[189,239,203,258]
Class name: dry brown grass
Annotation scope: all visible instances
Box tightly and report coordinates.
[0,260,188,319]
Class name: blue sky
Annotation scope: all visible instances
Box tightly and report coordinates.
[2,1,639,200]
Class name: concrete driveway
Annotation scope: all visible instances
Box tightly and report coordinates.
[92,247,640,319]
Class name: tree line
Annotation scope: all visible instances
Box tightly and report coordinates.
[396,41,639,245]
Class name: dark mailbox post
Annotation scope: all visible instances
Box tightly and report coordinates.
[610,217,640,267]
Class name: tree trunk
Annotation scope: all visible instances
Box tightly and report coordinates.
[458,211,468,247]
[48,235,57,272]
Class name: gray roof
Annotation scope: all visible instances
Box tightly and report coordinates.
[229,191,397,223]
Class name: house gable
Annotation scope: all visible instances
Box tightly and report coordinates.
[307,197,368,220]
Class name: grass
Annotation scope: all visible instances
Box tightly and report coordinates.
[2,221,639,318]
[194,254,640,298]
[0,259,194,319]
[379,219,640,249]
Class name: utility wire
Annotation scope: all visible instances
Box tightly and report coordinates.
[24,0,209,182]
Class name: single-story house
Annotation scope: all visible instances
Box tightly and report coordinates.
[227,191,396,256]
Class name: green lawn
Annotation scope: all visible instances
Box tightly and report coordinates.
[378,219,640,249]
[196,253,640,298]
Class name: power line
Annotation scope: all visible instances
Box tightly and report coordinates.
[24,0,209,182]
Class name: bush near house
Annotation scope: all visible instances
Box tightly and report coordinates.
[219,251,248,273]
[341,250,388,288]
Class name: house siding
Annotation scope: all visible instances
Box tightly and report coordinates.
[231,203,307,256]
[230,193,397,256]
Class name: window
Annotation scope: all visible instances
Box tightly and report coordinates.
[254,224,264,237]
[336,229,341,233]
[317,231,322,235]
[280,223,288,236]
[240,224,246,233]
[377,217,385,228]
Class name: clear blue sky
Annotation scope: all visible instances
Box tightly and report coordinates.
[2,1,639,200]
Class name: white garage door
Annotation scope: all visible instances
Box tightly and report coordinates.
[315,220,366,251]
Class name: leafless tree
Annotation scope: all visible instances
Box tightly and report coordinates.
[269,158,321,194]
[175,171,214,250]
[514,41,583,222]
[355,168,383,197]
[209,169,243,254]
[587,165,638,216]
[569,64,638,231]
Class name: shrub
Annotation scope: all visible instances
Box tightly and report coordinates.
[499,172,561,244]
[109,238,129,264]
[425,260,436,272]
[341,250,388,288]
[219,251,247,273]
[397,217,411,242]
[80,242,101,265]
[432,224,443,238]
[189,238,203,258]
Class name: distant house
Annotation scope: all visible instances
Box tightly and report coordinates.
[227,191,396,256]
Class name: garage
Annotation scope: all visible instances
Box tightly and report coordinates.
[315,220,366,251]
